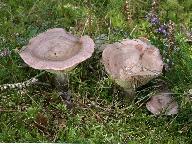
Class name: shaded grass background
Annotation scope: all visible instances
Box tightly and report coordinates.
[0,0,192,143]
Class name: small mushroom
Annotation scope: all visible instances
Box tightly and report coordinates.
[19,28,94,94]
[146,91,178,115]
[102,38,163,97]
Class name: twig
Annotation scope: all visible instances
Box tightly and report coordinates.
[0,71,46,92]
[34,81,51,87]
[108,18,111,40]
[130,25,137,36]
[81,17,89,36]
[0,109,18,112]
[27,0,40,16]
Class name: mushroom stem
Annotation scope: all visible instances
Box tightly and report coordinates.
[122,89,135,104]
[54,72,69,93]
[125,89,136,97]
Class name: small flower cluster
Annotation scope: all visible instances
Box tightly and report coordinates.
[146,13,168,37]
[0,48,11,57]
[157,24,168,37]
[147,14,176,52]
[150,15,160,25]
[146,0,177,71]
[147,14,177,70]
[123,0,132,22]
[146,0,177,42]
[145,0,170,37]
[167,20,175,53]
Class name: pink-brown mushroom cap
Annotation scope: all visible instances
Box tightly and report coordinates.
[146,92,178,115]
[19,28,95,71]
[102,39,163,89]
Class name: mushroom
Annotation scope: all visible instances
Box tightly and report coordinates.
[19,28,94,93]
[102,38,163,97]
[146,91,178,115]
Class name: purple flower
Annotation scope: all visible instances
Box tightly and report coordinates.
[146,13,159,25]
[157,25,168,36]
[150,16,159,25]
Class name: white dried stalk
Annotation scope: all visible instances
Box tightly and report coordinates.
[0,77,38,92]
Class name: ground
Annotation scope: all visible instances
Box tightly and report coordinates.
[0,0,192,143]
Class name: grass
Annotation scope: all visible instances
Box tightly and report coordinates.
[0,0,192,143]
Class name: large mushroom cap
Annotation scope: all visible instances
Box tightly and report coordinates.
[19,28,94,71]
[102,38,163,89]
[146,92,178,115]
